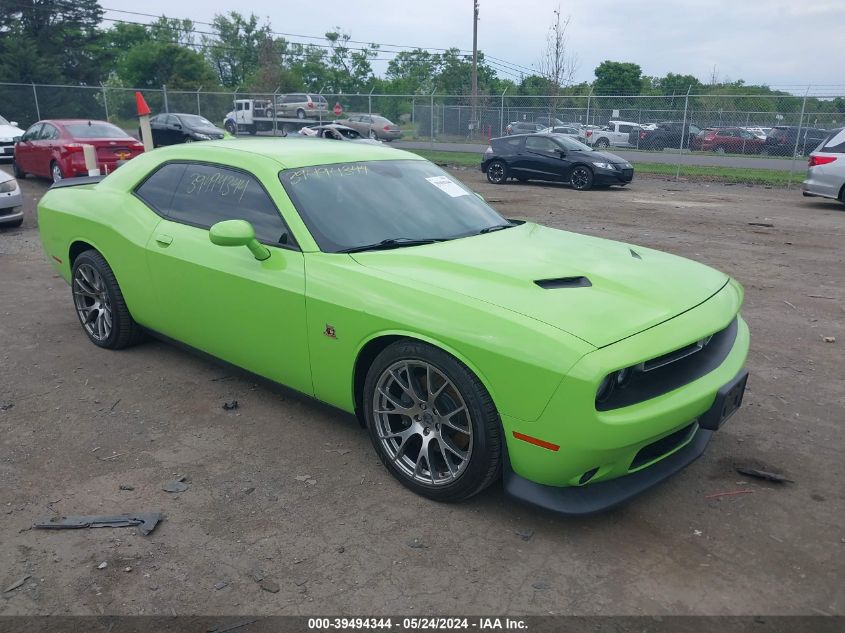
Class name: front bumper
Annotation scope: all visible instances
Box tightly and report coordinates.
[0,182,23,222]
[504,368,748,515]
[594,166,634,185]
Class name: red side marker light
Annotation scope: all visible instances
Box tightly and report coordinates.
[513,431,560,452]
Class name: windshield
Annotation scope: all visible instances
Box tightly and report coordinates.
[552,135,593,152]
[279,160,507,253]
[179,114,215,128]
[0,115,9,126]
[65,122,131,138]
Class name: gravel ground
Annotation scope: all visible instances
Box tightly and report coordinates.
[0,165,842,617]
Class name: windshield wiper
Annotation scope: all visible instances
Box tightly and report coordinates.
[340,237,446,253]
[478,223,514,234]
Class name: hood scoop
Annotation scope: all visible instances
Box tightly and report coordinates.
[535,276,592,289]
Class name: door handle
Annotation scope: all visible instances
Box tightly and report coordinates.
[155,234,173,247]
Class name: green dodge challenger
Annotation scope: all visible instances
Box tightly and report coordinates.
[37,139,749,514]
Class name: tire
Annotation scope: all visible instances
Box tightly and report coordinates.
[594,138,609,149]
[714,145,726,154]
[839,185,845,206]
[12,159,25,179]
[570,165,594,191]
[265,108,275,119]
[296,109,306,120]
[71,250,143,350]
[486,160,508,185]
[225,120,237,135]
[51,161,63,184]
[368,129,378,140]
[363,339,502,502]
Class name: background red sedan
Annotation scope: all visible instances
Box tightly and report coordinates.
[691,127,765,154]
[13,119,144,183]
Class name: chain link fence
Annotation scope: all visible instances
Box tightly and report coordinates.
[2,82,843,186]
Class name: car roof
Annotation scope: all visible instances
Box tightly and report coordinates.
[38,119,112,126]
[136,138,422,170]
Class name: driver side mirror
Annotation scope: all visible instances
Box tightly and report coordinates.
[209,220,270,261]
[557,149,566,158]
[10,121,18,127]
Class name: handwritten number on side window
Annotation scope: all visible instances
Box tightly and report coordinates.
[186,171,249,202]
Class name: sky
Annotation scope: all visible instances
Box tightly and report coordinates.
[100,0,845,94]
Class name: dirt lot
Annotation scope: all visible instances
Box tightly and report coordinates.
[0,165,843,617]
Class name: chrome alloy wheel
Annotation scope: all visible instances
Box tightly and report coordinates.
[52,162,63,183]
[72,263,113,342]
[571,166,591,190]
[372,360,473,486]
[487,162,505,183]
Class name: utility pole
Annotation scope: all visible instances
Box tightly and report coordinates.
[471,0,479,137]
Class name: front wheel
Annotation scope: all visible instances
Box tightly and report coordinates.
[71,250,143,349]
[364,340,502,502]
[486,160,508,184]
[225,120,237,135]
[12,159,25,179]
[570,165,594,191]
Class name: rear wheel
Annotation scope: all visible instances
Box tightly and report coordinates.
[364,340,501,502]
[51,161,63,184]
[369,129,378,140]
[714,145,726,154]
[296,109,306,120]
[570,165,594,191]
[594,138,609,149]
[225,120,237,135]
[486,160,508,185]
[12,159,25,179]
[71,250,143,350]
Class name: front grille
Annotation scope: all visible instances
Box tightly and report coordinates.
[596,318,738,411]
[630,423,697,470]
[621,168,634,180]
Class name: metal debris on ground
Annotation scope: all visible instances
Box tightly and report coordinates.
[4,575,30,593]
[0,401,14,411]
[214,580,229,590]
[515,528,535,541]
[97,562,108,570]
[222,400,239,410]
[407,538,428,549]
[705,489,755,499]
[259,579,280,593]
[822,336,836,343]
[162,480,189,493]
[325,448,352,455]
[33,512,163,535]
[735,466,795,484]
[747,222,774,227]
[119,484,134,491]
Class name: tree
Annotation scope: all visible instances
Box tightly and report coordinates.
[322,29,378,93]
[204,12,272,88]
[593,61,643,95]
[0,0,105,84]
[386,49,440,94]
[537,6,578,115]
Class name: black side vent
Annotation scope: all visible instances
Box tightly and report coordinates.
[535,276,592,289]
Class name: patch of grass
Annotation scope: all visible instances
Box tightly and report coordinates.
[407,149,794,187]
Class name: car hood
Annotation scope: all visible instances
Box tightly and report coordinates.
[351,222,728,348]
[0,123,24,140]
[572,149,628,164]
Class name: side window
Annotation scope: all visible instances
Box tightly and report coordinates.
[619,124,632,133]
[525,136,559,153]
[40,124,59,140]
[23,123,43,140]
[135,163,187,214]
[245,102,251,111]
[503,137,523,148]
[155,163,291,245]
[236,102,243,111]
[821,129,845,153]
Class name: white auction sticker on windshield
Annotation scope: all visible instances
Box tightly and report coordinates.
[425,175,469,197]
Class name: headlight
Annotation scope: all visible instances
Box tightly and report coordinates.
[592,162,617,170]
[194,133,211,140]
[0,179,17,193]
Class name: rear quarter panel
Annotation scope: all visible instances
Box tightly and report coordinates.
[37,185,162,327]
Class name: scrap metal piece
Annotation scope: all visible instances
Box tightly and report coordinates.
[735,466,794,484]
[33,512,163,536]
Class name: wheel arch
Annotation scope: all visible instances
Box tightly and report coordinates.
[351,331,498,428]
[69,239,99,267]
